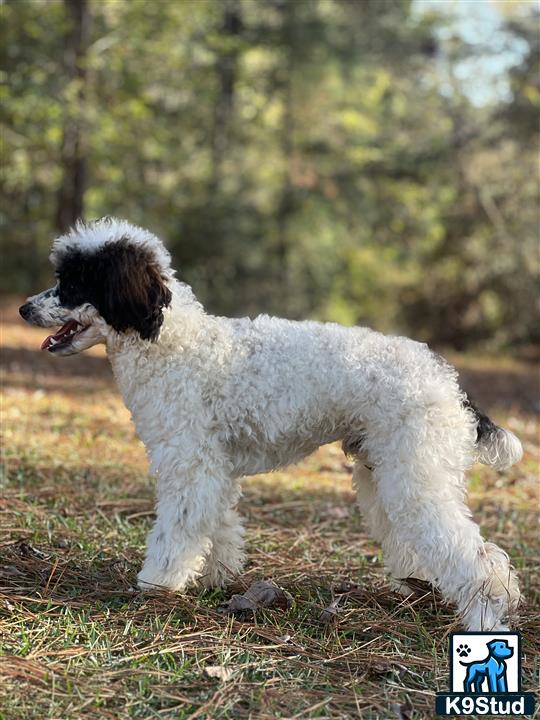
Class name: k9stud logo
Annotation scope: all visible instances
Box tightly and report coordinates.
[435,632,536,716]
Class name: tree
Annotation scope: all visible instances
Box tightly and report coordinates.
[55,0,91,233]
[2,0,537,349]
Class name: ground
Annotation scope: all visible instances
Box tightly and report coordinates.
[1,298,539,720]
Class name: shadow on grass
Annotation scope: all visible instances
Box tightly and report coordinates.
[2,346,113,394]
[0,535,442,628]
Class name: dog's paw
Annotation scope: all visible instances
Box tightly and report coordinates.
[457,643,471,658]
[137,576,169,592]
[137,560,202,593]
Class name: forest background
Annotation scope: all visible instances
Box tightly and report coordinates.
[1,4,539,717]
[2,0,539,350]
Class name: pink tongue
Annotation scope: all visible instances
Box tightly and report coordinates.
[41,320,79,350]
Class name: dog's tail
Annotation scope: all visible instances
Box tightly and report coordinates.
[466,398,523,470]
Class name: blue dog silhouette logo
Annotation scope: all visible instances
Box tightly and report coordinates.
[435,632,536,716]
[460,639,513,693]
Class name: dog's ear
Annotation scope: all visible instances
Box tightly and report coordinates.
[92,240,172,341]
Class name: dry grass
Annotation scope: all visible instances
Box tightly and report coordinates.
[1,300,539,719]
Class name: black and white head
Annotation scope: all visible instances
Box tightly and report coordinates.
[19,218,173,356]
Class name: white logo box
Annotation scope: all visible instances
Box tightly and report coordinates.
[450,632,520,693]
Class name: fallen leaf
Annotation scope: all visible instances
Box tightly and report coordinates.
[220,580,293,616]
[17,542,48,559]
[326,506,349,519]
[204,665,234,682]
[319,597,341,624]
[0,565,25,577]
[225,594,258,613]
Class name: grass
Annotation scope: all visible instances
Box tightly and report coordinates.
[1,300,539,719]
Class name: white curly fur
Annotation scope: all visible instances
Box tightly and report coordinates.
[23,218,523,631]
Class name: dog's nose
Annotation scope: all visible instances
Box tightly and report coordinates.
[19,303,32,320]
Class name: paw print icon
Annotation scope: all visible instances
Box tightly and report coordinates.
[457,644,471,658]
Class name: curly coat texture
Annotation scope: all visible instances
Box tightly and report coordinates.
[20,218,523,631]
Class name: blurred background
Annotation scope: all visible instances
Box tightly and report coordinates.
[2,0,539,350]
[2,5,540,714]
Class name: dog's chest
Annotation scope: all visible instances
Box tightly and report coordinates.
[109,350,205,442]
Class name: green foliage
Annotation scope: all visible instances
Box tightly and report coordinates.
[1,0,538,347]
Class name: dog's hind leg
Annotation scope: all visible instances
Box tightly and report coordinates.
[369,402,520,631]
[352,460,429,595]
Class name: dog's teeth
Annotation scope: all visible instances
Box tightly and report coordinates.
[50,338,57,345]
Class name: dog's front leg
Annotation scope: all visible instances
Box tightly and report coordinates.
[199,505,246,589]
[137,442,231,592]
[496,670,507,693]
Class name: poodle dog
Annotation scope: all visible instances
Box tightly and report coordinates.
[19,218,523,630]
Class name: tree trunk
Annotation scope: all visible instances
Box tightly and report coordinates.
[55,0,90,233]
[275,0,296,313]
[210,0,242,192]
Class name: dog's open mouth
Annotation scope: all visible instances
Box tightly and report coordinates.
[41,320,87,352]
